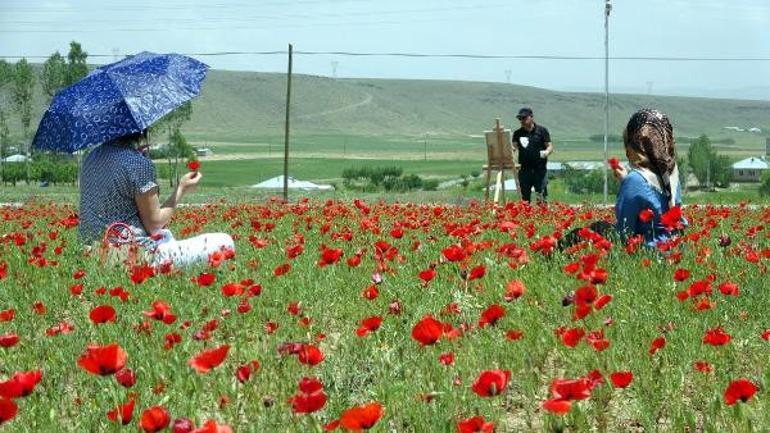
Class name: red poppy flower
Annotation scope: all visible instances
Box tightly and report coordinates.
[504,280,526,301]
[289,377,327,414]
[235,360,260,383]
[189,345,230,374]
[143,301,177,325]
[478,304,506,328]
[89,305,116,325]
[140,406,170,432]
[0,309,14,322]
[649,336,666,355]
[77,343,127,375]
[362,284,379,300]
[673,268,691,282]
[468,265,486,280]
[187,160,200,171]
[0,370,43,399]
[609,371,633,388]
[356,316,383,337]
[639,208,654,223]
[542,398,571,415]
[338,402,383,431]
[718,282,740,296]
[172,418,195,433]
[438,352,455,366]
[0,397,17,426]
[608,158,621,170]
[703,326,731,346]
[660,206,683,230]
[594,294,612,310]
[274,263,291,276]
[457,415,495,433]
[505,330,523,341]
[551,378,592,401]
[318,246,343,267]
[130,264,155,285]
[191,420,233,433]
[411,315,443,346]
[442,244,466,262]
[115,368,137,388]
[560,327,585,348]
[694,361,713,373]
[107,398,135,425]
[418,268,436,283]
[298,344,325,366]
[194,272,216,287]
[471,370,510,397]
[0,333,18,348]
[724,379,757,405]
[32,301,46,315]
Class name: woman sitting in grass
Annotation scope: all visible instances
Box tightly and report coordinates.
[612,108,687,247]
[78,130,234,268]
[561,109,687,250]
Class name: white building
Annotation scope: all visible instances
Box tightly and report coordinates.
[251,175,334,191]
[732,157,768,182]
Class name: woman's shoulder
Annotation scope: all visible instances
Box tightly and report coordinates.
[620,170,648,189]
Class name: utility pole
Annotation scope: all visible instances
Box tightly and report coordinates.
[504,69,512,84]
[331,60,339,78]
[282,44,293,201]
[424,134,427,161]
[603,0,612,204]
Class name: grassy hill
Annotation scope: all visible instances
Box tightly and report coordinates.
[3,68,769,148]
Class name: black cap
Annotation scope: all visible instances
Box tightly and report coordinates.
[516,107,533,119]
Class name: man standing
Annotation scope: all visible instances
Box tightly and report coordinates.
[513,107,553,203]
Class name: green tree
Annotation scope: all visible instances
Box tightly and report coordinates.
[687,135,712,187]
[687,135,732,188]
[0,109,10,183]
[12,58,35,140]
[168,128,194,186]
[41,52,68,100]
[151,102,194,187]
[0,60,11,91]
[760,170,770,198]
[66,41,89,86]
[12,58,35,184]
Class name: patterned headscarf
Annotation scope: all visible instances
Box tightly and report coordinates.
[624,109,677,203]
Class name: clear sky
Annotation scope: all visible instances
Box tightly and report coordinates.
[2,0,769,99]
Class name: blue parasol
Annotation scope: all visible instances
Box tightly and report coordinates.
[32,51,208,153]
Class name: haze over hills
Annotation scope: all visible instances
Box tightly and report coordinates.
[3,68,770,145]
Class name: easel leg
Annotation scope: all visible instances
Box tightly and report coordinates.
[500,167,506,206]
[484,168,491,202]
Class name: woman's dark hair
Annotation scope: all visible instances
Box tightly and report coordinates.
[623,109,676,199]
[107,130,148,148]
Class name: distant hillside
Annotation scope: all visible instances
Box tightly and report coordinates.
[3,68,770,144]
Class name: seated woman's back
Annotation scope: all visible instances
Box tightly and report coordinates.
[79,143,157,243]
[615,168,684,247]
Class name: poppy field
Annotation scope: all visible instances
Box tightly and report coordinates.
[1,199,770,432]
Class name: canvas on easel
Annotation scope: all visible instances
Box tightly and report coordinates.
[483,119,519,204]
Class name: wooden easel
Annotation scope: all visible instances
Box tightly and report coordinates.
[483,119,520,206]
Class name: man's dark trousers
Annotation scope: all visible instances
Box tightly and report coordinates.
[518,166,548,202]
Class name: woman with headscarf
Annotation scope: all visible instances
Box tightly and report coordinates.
[612,108,687,246]
[79,130,234,269]
[559,108,686,250]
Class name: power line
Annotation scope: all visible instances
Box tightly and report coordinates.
[2,51,770,62]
